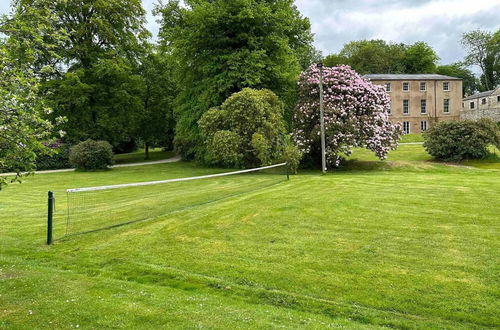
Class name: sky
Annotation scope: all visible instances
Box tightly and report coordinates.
[1,0,500,67]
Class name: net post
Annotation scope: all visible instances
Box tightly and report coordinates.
[286,163,290,180]
[47,191,54,245]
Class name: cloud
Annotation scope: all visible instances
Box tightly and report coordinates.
[295,0,500,65]
[2,0,499,67]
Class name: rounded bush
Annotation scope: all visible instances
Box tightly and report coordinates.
[69,139,114,170]
[423,120,494,161]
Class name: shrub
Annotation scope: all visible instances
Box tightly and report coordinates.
[423,120,497,161]
[281,137,302,174]
[36,140,71,170]
[199,88,292,168]
[69,139,114,170]
[294,65,401,168]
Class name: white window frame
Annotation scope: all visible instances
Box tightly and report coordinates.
[403,82,409,92]
[385,83,391,92]
[420,82,426,91]
[444,99,450,113]
[470,101,475,109]
[443,82,450,91]
[403,121,410,134]
[403,99,409,114]
[420,120,428,132]
[420,99,427,114]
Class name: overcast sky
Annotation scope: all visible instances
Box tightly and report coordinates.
[2,0,500,67]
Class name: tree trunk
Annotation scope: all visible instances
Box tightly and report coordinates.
[145,142,150,160]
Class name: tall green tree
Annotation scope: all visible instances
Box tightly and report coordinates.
[136,48,176,159]
[436,63,478,96]
[462,29,500,91]
[402,41,439,73]
[0,0,66,187]
[155,0,314,159]
[37,0,151,146]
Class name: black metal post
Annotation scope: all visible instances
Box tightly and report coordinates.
[47,191,54,245]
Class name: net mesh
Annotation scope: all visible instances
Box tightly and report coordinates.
[59,163,287,237]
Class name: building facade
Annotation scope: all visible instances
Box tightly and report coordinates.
[461,87,500,122]
[363,74,463,134]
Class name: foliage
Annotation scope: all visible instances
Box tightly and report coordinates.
[324,40,439,74]
[281,136,302,174]
[35,140,71,170]
[294,65,401,167]
[0,0,66,188]
[199,88,289,168]
[31,0,150,146]
[423,120,498,161]
[462,29,500,91]
[155,0,314,159]
[135,48,176,159]
[69,139,114,170]
[436,63,478,96]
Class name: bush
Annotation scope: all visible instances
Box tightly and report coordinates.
[36,140,71,170]
[423,120,498,161]
[69,139,114,170]
[281,137,302,174]
[199,88,291,168]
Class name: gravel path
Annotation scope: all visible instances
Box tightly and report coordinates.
[0,155,182,177]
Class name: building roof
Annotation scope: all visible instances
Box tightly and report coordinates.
[464,86,500,101]
[463,90,495,101]
[363,74,461,81]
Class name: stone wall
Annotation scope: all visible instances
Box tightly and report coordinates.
[460,108,500,121]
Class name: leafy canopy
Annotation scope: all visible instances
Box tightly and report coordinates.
[155,0,315,159]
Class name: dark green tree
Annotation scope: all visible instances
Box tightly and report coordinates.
[155,0,314,159]
[136,49,176,159]
[323,40,439,75]
[436,63,478,96]
[36,0,151,146]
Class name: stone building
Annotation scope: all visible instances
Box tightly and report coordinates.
[363,74,463,134]
[461,87,500,122]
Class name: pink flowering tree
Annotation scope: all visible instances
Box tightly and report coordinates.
[294,65,401,167]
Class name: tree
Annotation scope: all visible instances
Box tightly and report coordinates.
[155,0,314,159]
[293,65,401,168]
[0,0,66,188]
[436,63,478,96]
[199,88,291,168]
[32,0,151,146]
[323,40,439,75]
[402,42,439,73]
[462,29,500,91]
[136,48,176,159]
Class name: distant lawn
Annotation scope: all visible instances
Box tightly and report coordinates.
[114,148,176,164]
[1,145,499,328]
[400,133,424,143]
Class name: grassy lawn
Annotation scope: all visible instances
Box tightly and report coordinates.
[399,133,424,143]
[1,145,499,328]
[114,148,176,165]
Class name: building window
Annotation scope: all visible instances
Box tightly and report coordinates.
[420,100,427,114]
[444,99,450,113]
[403,82,409,92]
[403,99,409,114]
[443,82,450,91]
[403,121,410,134]
[420,82,426,91]
[470,101,475,109]
[497,95,500,103]
[385,83,391,92]
[388,105,392,115]
[421,120,428,132]
[481,98,486,105]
